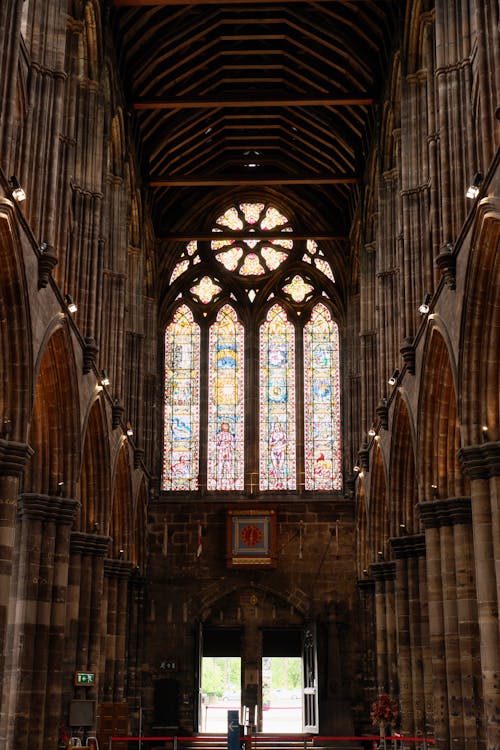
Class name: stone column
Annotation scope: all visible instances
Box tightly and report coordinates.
[418,497,483,750]
[417,502,449,750]
[63,533,110,716]
[390,534,426,737]
[370,561,396,695]
[0,439,32,735]
[2,493,78,750]
[103,559,133,702]
[459,443,500,750]
[356,578,376,701]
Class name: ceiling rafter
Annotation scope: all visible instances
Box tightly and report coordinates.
[133,95,375,109]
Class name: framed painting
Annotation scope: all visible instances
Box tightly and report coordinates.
[226,508,277,568]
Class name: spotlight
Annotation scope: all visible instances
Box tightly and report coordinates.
[100,369,110,386]
[388,369,400,386]
[39,242,48,253]
[419,293,432,315]
[10,176,26,202]
[466,172,483,199]
[368,426,376,437]
[353,465,361,473]
[64,294,77,314]
[126,422,134,436]
[377,550,384,559]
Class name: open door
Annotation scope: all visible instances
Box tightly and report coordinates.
[302,624,319,732]
[197,621,203,731]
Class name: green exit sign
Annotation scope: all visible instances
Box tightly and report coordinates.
[74,671,95,686]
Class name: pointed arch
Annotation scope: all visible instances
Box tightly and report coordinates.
[110,441,133,558]
[368,444,389,560]
[417,323,468,500]
[0,205,32,441]
[79,395,111,533]
[389,394,418,533]
[460,199,500,444]
[25,322,80,497]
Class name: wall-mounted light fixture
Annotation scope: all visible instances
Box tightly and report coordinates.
[368,426,376,437]
[100,369,110,386]
[419,293,432,315]
[466,172,483,199]
[388,369,400,386]
[126,422,134,437]
[10,175,26,202]
[64,294,77,313]
[353,464,361,473]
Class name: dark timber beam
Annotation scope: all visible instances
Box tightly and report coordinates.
[150,176,358,186]
[134,96,374,110]
[158,232,347,241]
[116,0,369,5]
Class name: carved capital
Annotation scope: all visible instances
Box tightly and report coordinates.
[83,337,99,374]
[112,399,124,429]
[18,493,80,524]
[358,442,369,472]
[38,245,58,289]
[104,558,134,580]
[418,497,472,528]
[400,336,415,375]
[70,531,111,557]
[0,440,33,477]
[390,533,426,558]
[458,442,500,480]
[370,561,396,581]
[435,249,456,290]
[376,398,389,430]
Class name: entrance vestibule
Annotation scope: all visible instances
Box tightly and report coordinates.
[198,624,318,734]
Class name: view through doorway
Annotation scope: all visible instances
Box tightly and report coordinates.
[200,656,241,732]
[200,656,303,733]
[262,656,302,732]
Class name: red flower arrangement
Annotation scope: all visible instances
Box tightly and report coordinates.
[370,693,399,726]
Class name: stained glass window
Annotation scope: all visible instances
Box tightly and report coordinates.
[303,303,341,491]
[211,203,293,275]
[259,305,296,490]
[190,276,222,304]
[163,305,200,491]
[283,275,314,303]
[207,305,245,491]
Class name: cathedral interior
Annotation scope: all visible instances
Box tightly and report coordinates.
[0,1,499,748]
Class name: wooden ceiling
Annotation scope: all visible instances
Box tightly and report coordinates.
[110,0,397,284]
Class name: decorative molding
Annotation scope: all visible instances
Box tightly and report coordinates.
[104,558,134,579]
[390,533,426,558]
[370,561,396,581]
[417,497,472,528]
[18,493,80,524]
[458,442,500,480]
[70,532,111,556]
[83,336,99,374]
[0,440,34,476]
[37,244,58,289]
[400,336,416,374]
[435,249,456,290]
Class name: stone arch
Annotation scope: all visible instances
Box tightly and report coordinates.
[355,487,369,576]
[368,445,389,560]
[0,204,32,441]
[78,395,111,533]
[460,198,500,444]
[81,0,103,81]
[196,581,309,625]
[24,322,80,496]
[109,440,133,558]
[389,394,418,533]
[132,479,148,572]
[417,322,468,501]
